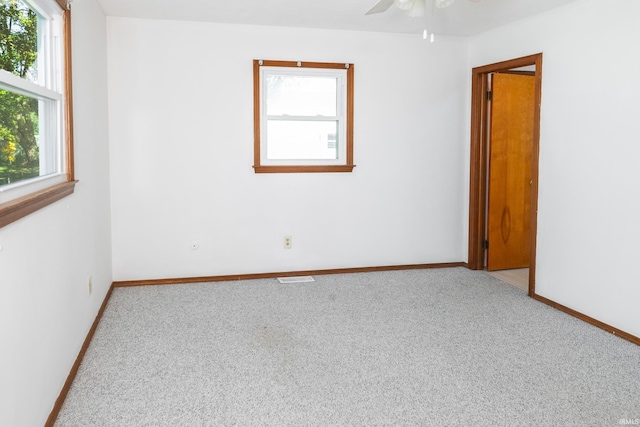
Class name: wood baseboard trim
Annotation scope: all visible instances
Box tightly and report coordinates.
[45,283,115,427]
[113,262,466,288]
[532,293,640,347]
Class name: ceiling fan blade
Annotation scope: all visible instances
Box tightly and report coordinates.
[365,0,395,15]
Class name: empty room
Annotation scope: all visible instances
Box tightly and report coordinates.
[1,0,639,426]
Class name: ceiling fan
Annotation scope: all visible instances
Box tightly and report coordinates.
[366,0,479,17]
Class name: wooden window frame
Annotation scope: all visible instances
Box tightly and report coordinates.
[252,59,355,174]
[0,0,75,229]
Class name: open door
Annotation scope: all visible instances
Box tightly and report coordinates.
[486,73,535,271]
[467,53,542,297]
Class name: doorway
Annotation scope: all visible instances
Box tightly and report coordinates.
[467,54,543,297]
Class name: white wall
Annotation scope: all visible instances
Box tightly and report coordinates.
[0,0,112,426]
[469,0,640,337]
[108,18,470,281]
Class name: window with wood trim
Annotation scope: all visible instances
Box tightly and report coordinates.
[253,60,354,173]
[0,0,75,228]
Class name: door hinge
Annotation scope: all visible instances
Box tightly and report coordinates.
[482,239,489,249]
[486,91,493,101]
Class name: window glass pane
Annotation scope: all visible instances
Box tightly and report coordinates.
[267,120,338,160]
[1,0,40,84]
[266,74,337,117]
[0,89,40,186]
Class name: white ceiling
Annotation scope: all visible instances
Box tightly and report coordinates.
[96,0,579,37]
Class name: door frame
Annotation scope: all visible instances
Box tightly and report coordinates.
[467,53,543,297]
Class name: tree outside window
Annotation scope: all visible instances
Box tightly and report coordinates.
[0,0,40,186]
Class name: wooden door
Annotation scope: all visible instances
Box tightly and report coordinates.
[487,73,535,271]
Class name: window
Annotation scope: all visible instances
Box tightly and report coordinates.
[0,0,74,228]
[253,60,354,173]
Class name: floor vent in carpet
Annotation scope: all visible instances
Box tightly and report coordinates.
[277,276,315,284]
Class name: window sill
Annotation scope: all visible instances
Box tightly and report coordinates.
[0,180,77,228]
[253,165,355,174]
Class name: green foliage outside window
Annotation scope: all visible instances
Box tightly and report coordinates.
[0,0,39,185]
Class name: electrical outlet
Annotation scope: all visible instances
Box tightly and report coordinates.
[88,276,93,296]
[284,236,292,249]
